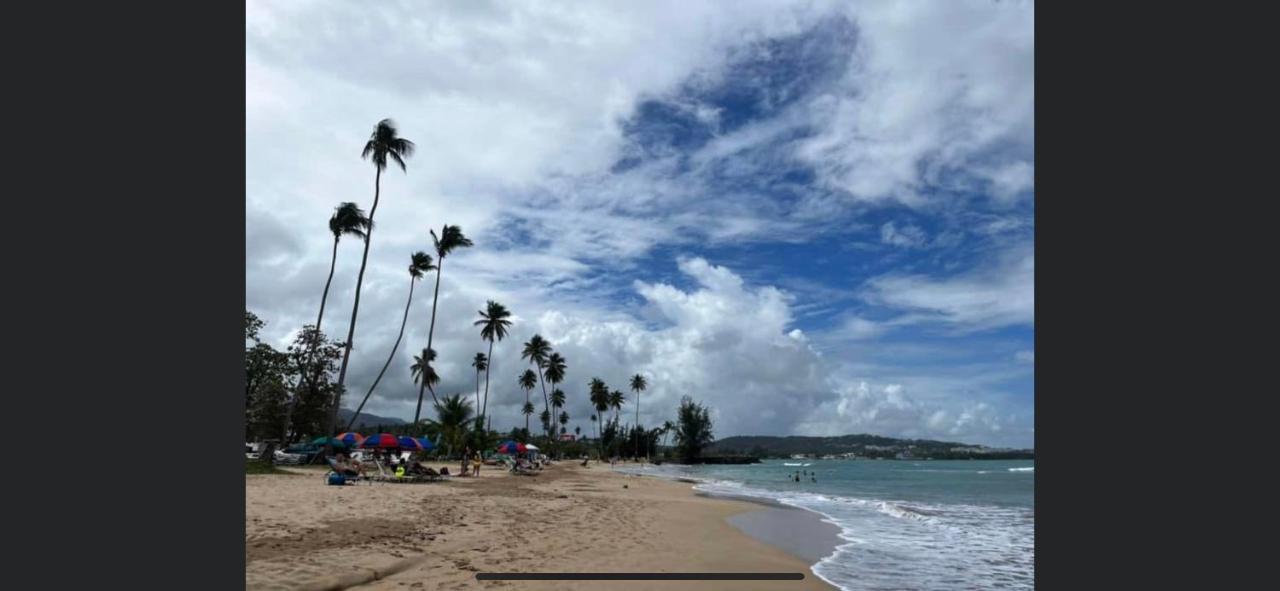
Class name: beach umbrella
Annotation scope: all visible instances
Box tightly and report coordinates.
[496,441,527,454]
[524,444,540,451]
[310,436,348,449]
[397,436,425,451]
[415,437,435,450]
[359,433,401,449]
[335,432,365,447]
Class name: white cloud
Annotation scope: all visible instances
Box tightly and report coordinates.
[880,221,928,248]
[863,243,1034,332]
[1014,350,1034,364]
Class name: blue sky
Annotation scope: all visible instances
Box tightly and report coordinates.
[246,1,1034,447]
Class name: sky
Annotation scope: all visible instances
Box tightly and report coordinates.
[246,0,1034,448]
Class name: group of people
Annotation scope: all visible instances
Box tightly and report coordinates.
[791,469,816,483]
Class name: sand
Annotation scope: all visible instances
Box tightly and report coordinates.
[246,461,836,591]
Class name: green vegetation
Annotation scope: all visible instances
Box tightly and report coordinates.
[674,396,715,462]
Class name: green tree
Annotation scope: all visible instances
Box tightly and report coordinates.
[330,119,415,438]
[413,224,474,424]
[589,378,610,459]
[518,369,538,432]
[630,374,647,459]
[347,251,435,430]
[410,348,440,424]
[608,390,626,425]
[475,300,513,431]
[521,335,553,438]
[674,396,714,462]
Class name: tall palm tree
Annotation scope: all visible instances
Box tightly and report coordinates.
[346,252,435,430]
[522,402,536,432]
[589,378,609,459]
[409,348,440,425]
[475,301,513,431]
[518,369,538,432]
[543,354,566,452]
[329,118,414,438]
[412,225,474,424]
[608,390,626,425]
[284,202,369,441]
[630,374,648,459]
[471,353,487,415]
[521,335,553,437]
[550,389,566,414]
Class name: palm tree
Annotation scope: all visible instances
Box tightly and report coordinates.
[518,369,538,432]
[346,252,435,430]
[608,390,626,425]
[630,374,647,459]
[521,335,553,437]
[409,348,440,425]
[522,401,536,432]
[662,420,675,449]
[575,425,581,439]
[471,353,487,415]
[475,301,513,431]
[559,411,569,435]
[589,378,609,459]
[426,393,473,457]
[329,118,414,438]
[412,225,474,424]
[283,202,369,441]
[550,389,566,413]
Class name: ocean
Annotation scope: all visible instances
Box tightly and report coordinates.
[617,458,1034,591]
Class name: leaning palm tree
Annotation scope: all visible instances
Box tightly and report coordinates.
[518,369,538,431]
[475,301,513,431]
[630,373,648,459]
[521,335,553,437]
[471,353,487,415]
[411,225,474,424]
[409,348,440,425]
[284,202,369,441]
[329,118,414,438]
[346,252,435,430]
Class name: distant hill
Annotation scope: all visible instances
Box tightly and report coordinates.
[706,434,1034,460]
[336,408,407,431]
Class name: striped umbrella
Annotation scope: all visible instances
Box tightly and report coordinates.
[496,441,527,454]
[359,433,401,449]
[415,437,435,450]
[310,436,348,449]
[335,432,365,447]
[397,436,425,451]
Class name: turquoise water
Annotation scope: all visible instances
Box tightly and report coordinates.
[619,459,1034,590]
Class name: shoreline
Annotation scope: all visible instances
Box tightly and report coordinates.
[246,461,836,590]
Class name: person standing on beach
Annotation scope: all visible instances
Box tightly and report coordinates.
[472,450,482,477]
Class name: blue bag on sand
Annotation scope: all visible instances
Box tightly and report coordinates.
[327,473,346,486]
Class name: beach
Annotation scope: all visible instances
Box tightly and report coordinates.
[246,462,837,591]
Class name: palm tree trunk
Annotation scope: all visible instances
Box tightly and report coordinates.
[634,391,641,460]
[282,235,341,442]
[535,363,550,439]
[416,257,445,421]
[413,381,438,426]
[346,274,417,431]
[474,370,481,419]
[481,339,494,425]
[329,167,380,439]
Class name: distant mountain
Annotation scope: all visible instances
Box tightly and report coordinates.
[706,434,1033,460]
[336,408,407,431]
